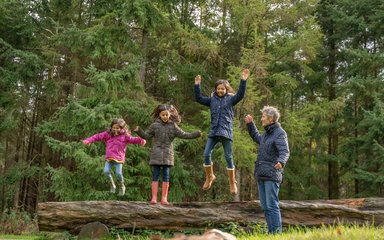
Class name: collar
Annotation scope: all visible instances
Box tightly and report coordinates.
[264,122,280,133]
[156,119,173,124]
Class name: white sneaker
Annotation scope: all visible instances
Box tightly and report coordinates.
[118,184,126,196]
[110,184,116,194]
[109,177,116,194]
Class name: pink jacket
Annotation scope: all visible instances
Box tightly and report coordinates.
[84,131,145,163]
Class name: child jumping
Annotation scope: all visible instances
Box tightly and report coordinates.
[134,104,201,205]
[194,69,249,194]
[83,118,146,196]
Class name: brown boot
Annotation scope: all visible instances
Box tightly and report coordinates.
[227,168,237,194]
[203,164,216,190]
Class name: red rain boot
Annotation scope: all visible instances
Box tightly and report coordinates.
[150,181,159,204]
[160,182,169,205]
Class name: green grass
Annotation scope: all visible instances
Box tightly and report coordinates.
[1,225,384,240]
[0,235,38,240]
[238,225,384,240]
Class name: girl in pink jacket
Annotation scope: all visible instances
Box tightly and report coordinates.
[83,118,146,196]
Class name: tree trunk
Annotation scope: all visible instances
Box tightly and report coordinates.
[327,32,339,200]
[139,27,149,84]
[354,97,359,195]
[37,198,384,234]
[234,168,240,201]
[219,0,227,78]
[1,137,9,212]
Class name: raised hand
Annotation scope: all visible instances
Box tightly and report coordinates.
[244,114,253,124]
[242,69,250,80]
[195,75,201,85]
[82,140,90,145]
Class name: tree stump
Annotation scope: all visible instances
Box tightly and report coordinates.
[77,222,110,240]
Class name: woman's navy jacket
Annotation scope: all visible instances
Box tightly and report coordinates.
[246,122,290,183]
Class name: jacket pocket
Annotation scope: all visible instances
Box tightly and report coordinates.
[256,162,276,179]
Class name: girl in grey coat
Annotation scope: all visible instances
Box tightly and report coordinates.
[135,105,201,205]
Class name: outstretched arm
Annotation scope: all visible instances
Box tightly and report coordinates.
[245,114,261,144]
[82,132,109,144]
[194,75,211,106]
[231,69,249,105]
[134,124,155,140]
[125,134,146,146]
[174,124,202,139]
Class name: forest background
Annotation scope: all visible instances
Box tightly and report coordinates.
[1,0,384,214]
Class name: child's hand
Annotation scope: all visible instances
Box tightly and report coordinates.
[244,114,253,124]
[82,140,90,145]
[195,75,201,85]
[242,69,250,80]
[198,130,202,137]
[141,139,146,146]
[134,126,139,132]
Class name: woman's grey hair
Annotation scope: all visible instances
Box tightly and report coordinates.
[261,106,280,122]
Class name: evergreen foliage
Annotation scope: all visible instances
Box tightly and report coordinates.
[0,0,383,214]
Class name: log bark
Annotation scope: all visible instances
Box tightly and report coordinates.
[37,198,384,233]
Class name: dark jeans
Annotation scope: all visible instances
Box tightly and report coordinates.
[152,165,171,182]
[203,136,234,169]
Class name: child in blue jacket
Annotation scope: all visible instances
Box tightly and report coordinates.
[194,69,249,194]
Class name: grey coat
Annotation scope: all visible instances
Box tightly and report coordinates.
[246,122,290,183]
[135,119,201,166]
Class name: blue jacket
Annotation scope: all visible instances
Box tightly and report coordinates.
[194,80,247,140]
[246,122,289,183]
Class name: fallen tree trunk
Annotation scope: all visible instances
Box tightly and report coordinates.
[37,198,384,233]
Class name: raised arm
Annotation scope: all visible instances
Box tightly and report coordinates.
[231,69,249,105]
[194,75,211,106]
[245,114,261,144]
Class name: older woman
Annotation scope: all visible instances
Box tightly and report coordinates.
[244,106,290,234]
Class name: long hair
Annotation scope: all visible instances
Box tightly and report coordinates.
[150,104,181,124]
[214,79,234,95]
[107,118,129,135]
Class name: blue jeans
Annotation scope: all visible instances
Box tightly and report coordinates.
[258,180,282,234]
[103,161,123,182]
[152,165,170,182]
[203,136,234,169]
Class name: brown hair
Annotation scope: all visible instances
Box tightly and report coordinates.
[214,79,234,95]
[107,118,128,135]
[150,104,181,124]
